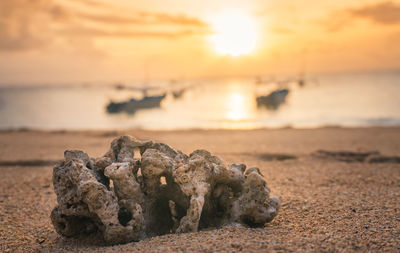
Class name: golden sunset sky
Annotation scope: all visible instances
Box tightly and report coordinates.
[0,0,399,84]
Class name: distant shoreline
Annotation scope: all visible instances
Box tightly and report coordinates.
[1,125,400,134]
[0,68,399,88]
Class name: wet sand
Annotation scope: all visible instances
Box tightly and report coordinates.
[0,127,399,252]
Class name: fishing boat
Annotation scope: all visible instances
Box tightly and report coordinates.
[172,88,186,99]
[106,94,166,114]
[256,89,289,110]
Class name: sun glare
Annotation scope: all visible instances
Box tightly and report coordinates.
[210,11,258,57]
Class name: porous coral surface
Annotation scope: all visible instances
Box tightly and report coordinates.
[51,136,280,244]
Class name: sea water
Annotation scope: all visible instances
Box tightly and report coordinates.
[0,71,399,130]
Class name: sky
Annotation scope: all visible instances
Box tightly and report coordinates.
[0,0,400,84]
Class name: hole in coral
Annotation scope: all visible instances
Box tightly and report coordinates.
[160,176,167,185]
[137,167,142,177]
[86,162,92,169]
[58,222,66,230]
[118,208,132,226]
[149,197,175,235]
[134,148,141,159]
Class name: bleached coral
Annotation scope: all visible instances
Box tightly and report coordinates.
[51,136,280,244]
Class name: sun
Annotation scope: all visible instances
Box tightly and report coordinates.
[209,11,258,57]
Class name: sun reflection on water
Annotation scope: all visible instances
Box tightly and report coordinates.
[223,82,256,127]
[226,92,247,121]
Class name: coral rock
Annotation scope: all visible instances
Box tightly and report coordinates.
[51,136,280,244]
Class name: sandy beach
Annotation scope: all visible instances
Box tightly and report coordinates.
[0,127,399,252]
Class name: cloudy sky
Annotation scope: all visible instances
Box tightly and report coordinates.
[1,0,399,84]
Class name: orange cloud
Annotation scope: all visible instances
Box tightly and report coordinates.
[350,1,400,25]
[0,0,210,51]
[58,26,209,39]
[319,1,400,32]
[74,11,208,27]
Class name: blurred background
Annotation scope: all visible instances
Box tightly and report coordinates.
[0,0,399,130]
